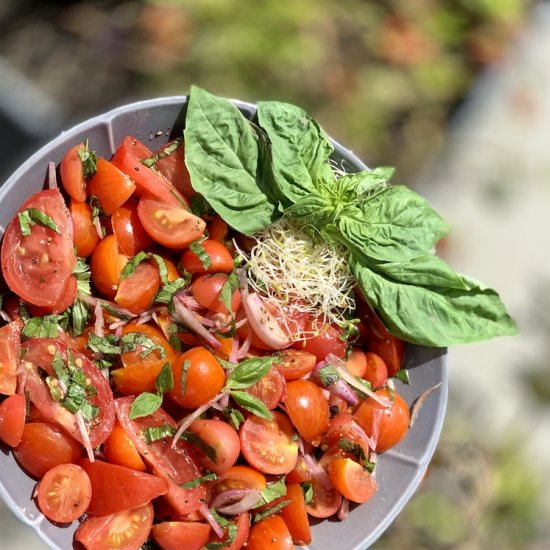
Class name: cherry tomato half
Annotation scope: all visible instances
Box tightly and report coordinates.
[152,521,211,550]
[181,239,234,274]
[60,143,87,202]
[111,200,153,257]
[0,320,21,395]
[88,158,136,216]
[70,199,99,257]
[191,273,241,315]
[0,393,26,447]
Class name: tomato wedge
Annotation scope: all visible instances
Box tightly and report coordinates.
[327,457,378,504]
[75,502,154,550]
[90,234,128,299]
[70,199,99,257]
[137,197,205,249]
[88,158,136,215]
[152,521,211,550]
[154,139,196,199]
[115,397,206,515]
[115,260,160,314]
[36,463,91,523]
[78,458,168,516]
[22,338,115,448]
[103,420,146,471]
[246,515,293,550]
[0,393,26,447]
[0,320,21,395]
[1,189,76,309]
[111,200,153,257]
[60,143,87,202]
[111,136,187,206]
[280,483,312,545]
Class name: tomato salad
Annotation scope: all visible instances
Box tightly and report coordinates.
[0,136,413,549]
[0,88,514,550]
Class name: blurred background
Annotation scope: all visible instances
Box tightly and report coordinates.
[1,0,550,548]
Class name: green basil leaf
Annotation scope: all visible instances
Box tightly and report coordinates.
[142,424,175,444]
[226,357,273,390]
[256,100,333,207]
[151,254,169,285]
[78,140,98,179]
[22,315,64,339]
[179,431,217,462]
[253,478,287,508]
[218,271,239,315]
[394,369,410,384]
[155,362,174,394]
[339,185,448,262]
[141,138,182,168]
[180,359,190,395]
[253,500,291,523]
[87,333,121,355]
[180,472,218,489]
[230,390,273,419]
[155,278,189,306]
[189,240,212,270]
[223,407,245,430]
[184,85,275,235]
[129,393,163,419]
[317,364,339,387]
[119,251,150,281]
[351,257,517,346]
[18,208,60,236]
[338,436,367,463]
[120,332,166,359]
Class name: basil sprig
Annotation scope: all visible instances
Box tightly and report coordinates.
[183,85,517,347]
[129,363,173,419]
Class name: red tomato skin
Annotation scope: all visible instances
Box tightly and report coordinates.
[103,421,147,471]
[75,502,154,550]
[0,320,21,395]
[206,512,250,550]
[70,199,99,257]
[191,273,241,314]
[115,397,206,515]
[294,318,347,361]
[181,240,234,274]
[152,521,211,550]
[60,143,86,202]
[246,515,294,550]
[327,457,378,504]
[22,338,115,448]
[187,419,240,474]
[284,379,329,443]
[88,158,136,215]
[1,189,76,309]
[13,422,82,479]
[280,483,312,545]
[111,200,153,257]
[0,393,26,446]
[245,366,286,410]
[90,234,127,299]
[78,458,168,516]
[239,412,299,476]
[155,139,196,199]
[115,260,160,314]
[36,463,92,523]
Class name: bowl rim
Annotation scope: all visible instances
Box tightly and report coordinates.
[0,96,448,550]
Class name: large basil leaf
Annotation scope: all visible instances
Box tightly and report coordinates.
[339,185,448,262]
[256,101,334,207]
[184,86,275,235]
[351,258,517,347]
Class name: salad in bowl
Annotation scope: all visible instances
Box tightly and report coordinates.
[0,86,515,550]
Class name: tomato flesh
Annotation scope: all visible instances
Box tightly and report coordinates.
[36,463,91,523]
[152,521,211,550]
[88,158,136,215]
[0,393,26,447]
[0,320,21,395]
[246,515,293,550]
[327,457,378,504]
[115,260,160,314]
[60,143,87,202]
[111,200,153,257]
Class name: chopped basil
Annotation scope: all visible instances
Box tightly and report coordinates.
[180,472,218,489]
[179,431,217,462]
[142,424,175,444]
[317,364,340,387]
[189,240,212,270]
[68,298,91,337]
[205,510,237,550]
[155,278,188,307]
[120,332,166,359]
[338,436,367,463]
[253,500,291,523]
[87,333,121,355]
[230,390,272,420]
[302,482,314,505]
[394,368,410,384]
[180,359,190,395]
[151,254,169,284]
[77,140,98,179]
[155,362,174,394]
[22,315,64,339]
[253,478,286,508]
[225,356,273,390]
[129,392,163,420]
[18,208,60,236]
[119,251,150,281]
[141,138,182,168]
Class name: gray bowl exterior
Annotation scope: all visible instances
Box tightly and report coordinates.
[0,97,448,550]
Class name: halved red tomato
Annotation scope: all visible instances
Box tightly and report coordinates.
[111,200,153,257]
[181,239,234,274]
[88,158,136,216]
[138,197,205,249]
[60,143,87,202]
[152,521,211,550]
[206,512,250,550]
[239,411,298,475]
[0,393,26,446]
[78,458,168,516]
[115,260,160,314]
[115,397,206,515]
[22,338,115,448]
[154,139,196,199]
[1,189,76,309]
[0,320,21,395]
[294,317,347,361]
[70,199,99,257]
[275,349,316,381]
[111,136,187,206]
[245,366,286,410]
[75,502,154,550]
[246,515,293,550]
[36,463,91,523]
[90,234,128,299]
[327,457,378,504]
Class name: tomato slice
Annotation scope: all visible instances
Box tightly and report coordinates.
[115,260,160,314]
[246,515,293,550]
[60,143,87,202]
[90,234,128,299]
[0,393,26,446]
[137,197,206,249]
[115,397,206,515]
[111,136,187,206]
[280,483,312,545]
[152,521,211,550]
[70,199,99,257]
[245,366,286,410]
[239,411,298,475]
[154,139,196,199]
[103,420,146,471]
[111,200,153,257]
[74,502,154,550]
[0,320,21,395]
[294,317,347,361]
[88,158,136,215]
[78,458,168,516]
[276,349,316,381]
[13,422,83,479]
[36,463,91,523]
[181,239,234,274]
[22,338,115,448]
[1,189,76,309]
[327,457,378,504]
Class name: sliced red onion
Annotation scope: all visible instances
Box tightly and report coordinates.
[369,452,378,479]
[198,502,225,539]
[409,383,442,428]
[179,293,202,310]
[210,488,261,515]
[369,410,382,452]
[80,295,137,320]
[338,497,350,521]
[241,292,290,350]
[48,161,58,189]
[303,453,333,490]
[0,309,12,323]
[349,418,375,453]
[93,215,104,241]
[313,363,358,406]
[172,293,221,350]
[330,364,390,408]
[229,336,239,364]
[237,330,252,360]
[94,302,105,338]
